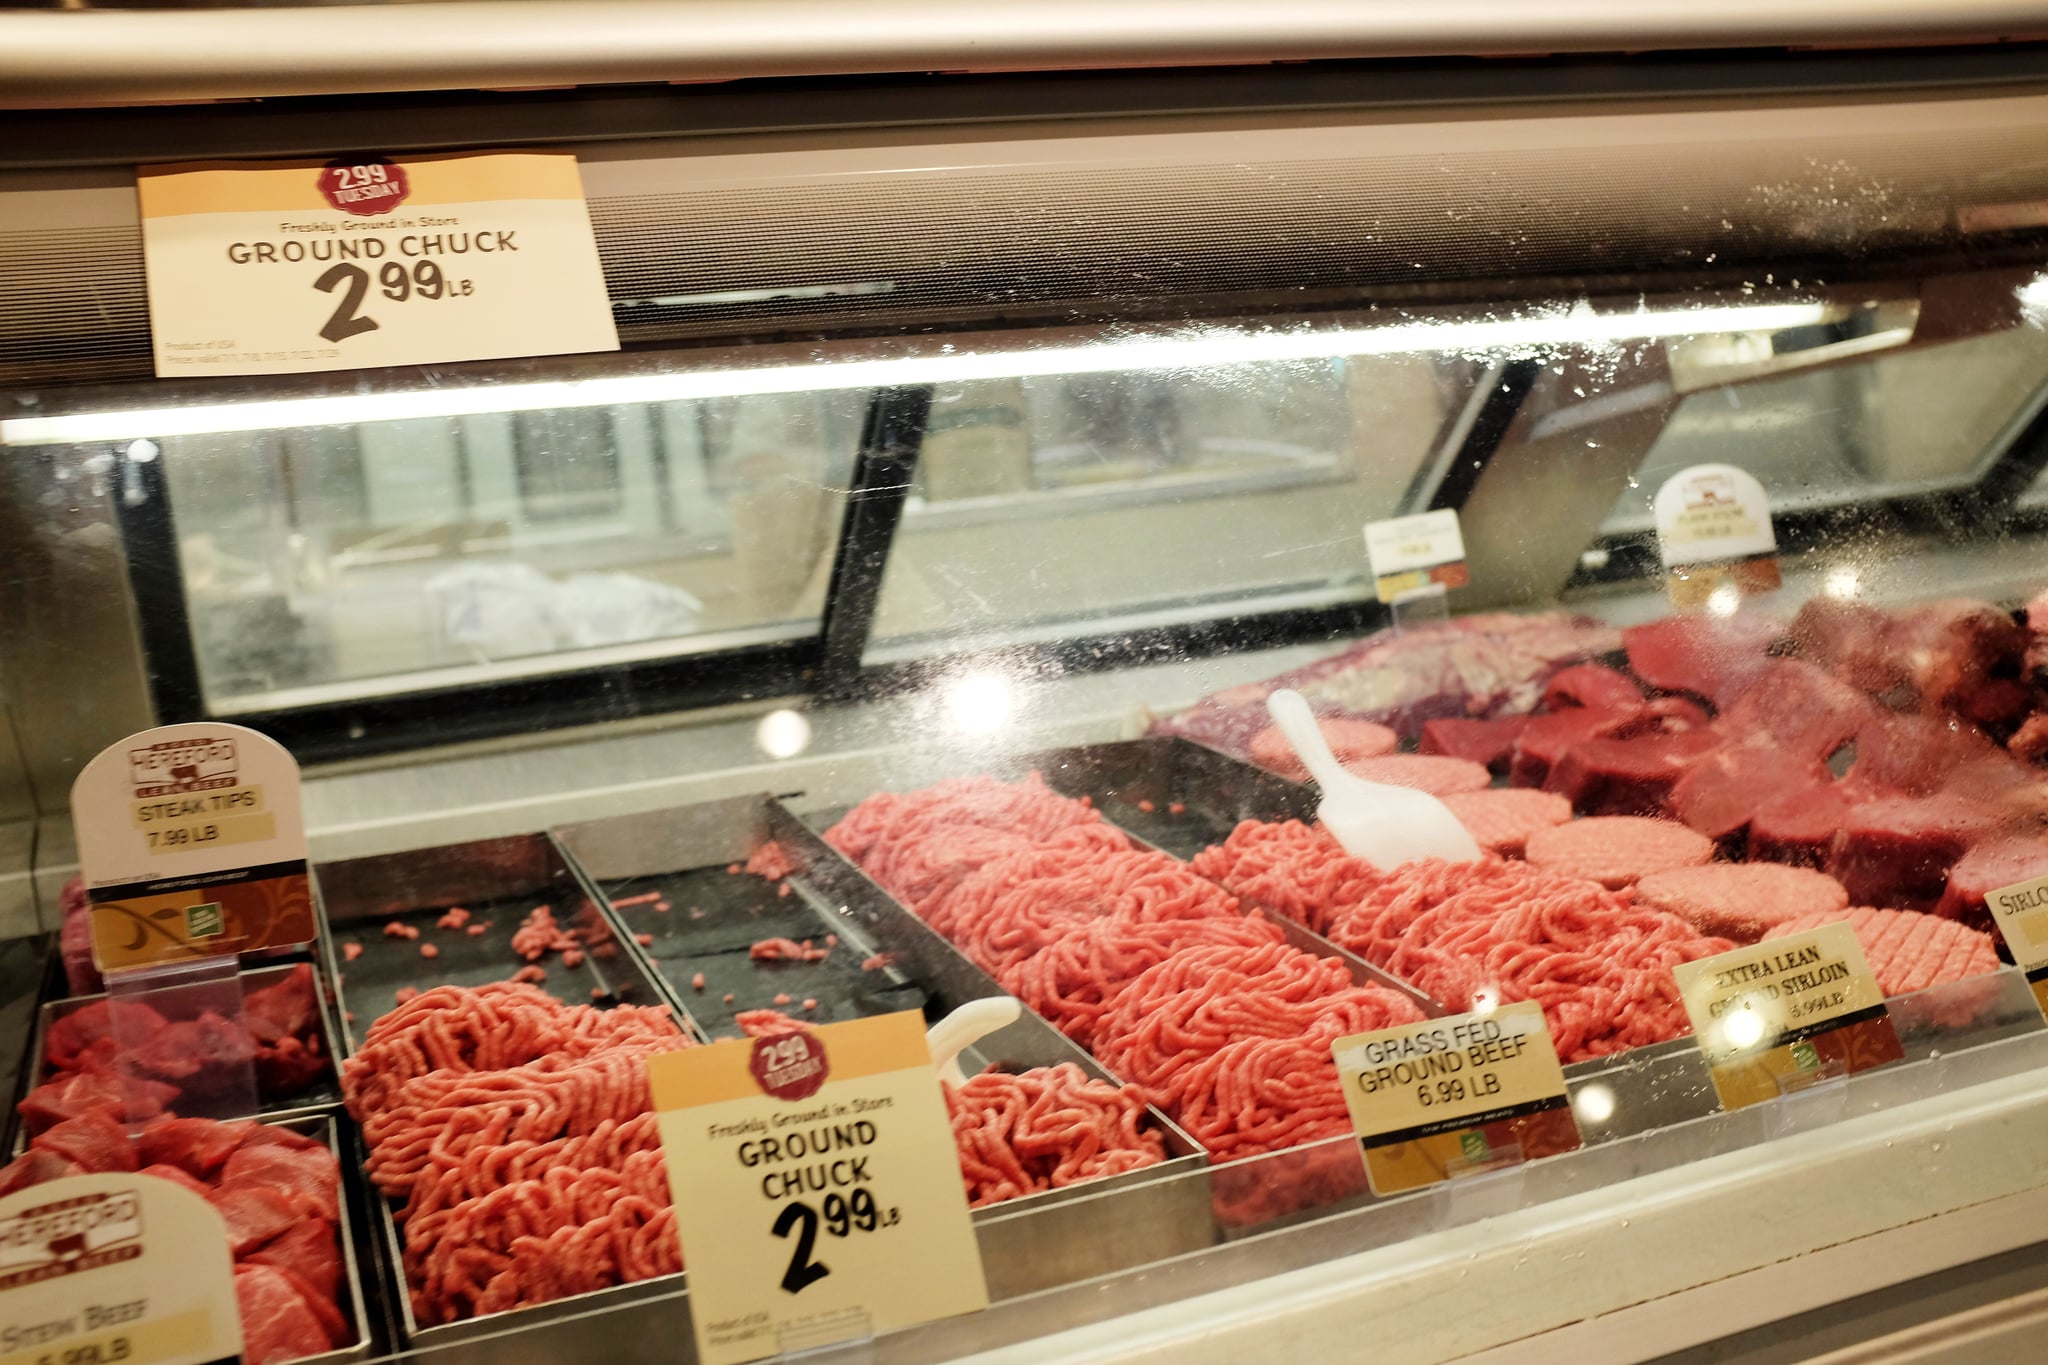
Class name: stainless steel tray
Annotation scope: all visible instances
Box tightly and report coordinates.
[18,957,346,1152]
[278,1111,376,1365]
[552,795,1218,1300]
[313,832,674,1052]
[1010,737,1442,1016]
[312,832,691,1349]
[1013,736,1730,1136]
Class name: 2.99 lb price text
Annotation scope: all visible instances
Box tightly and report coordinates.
[221,227,512,344]
[731,1110,902,1296]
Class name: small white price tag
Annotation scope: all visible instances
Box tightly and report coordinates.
[138,151,618,378]
[650,1013,988,1365]
[1671,921,1902,1111]
[0,1174,241,1365]
[1363,509,1469,604]
[71,722,313,971]
[1332,1001,1579,1196]
[1652,463,1782,609]
[1984,873,2048,1019]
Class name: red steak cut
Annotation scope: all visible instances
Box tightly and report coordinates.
[1544,729,1724,817]
[1419,716,1530,774]
[1937,836,2048,929]
[1641,695,1714,732]
[1749,780,1864,868]
[19,1069,178,1135]
[1788,598,1897,693]
[222,1142,341,1222]
[209,1182,299,1255]
[1717,659,1872,765]
[1826,795,2002,909]
[1958,677,2033,730]
[234,1264,335,1365]
[245,1218,345,1300]
[32,1112,139,1172]
[43,999,170,1071]
[232,1122,324,1155]
[1851,713,2003,796]
[59,877,99,997]
[1623,613,1782,704]
[278,1266,350,1348]
[129,1012,257,1083]
[0,1149,85,1197]
[135,1162,213,1200]
[1670,743,1832,842]
[1509,707,1640,788]
[253,1034,329,1097]
[1885,600,2027,716]
[243,963,320,1047]
[137,1116,258,1176]
[1542,663,1644,711]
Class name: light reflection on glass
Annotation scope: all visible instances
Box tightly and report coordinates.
[1706,584,1742,618]
[755,708,812,759]
[944,673,1017,735]
[1823,567,1861,599]
[1722,1005,1767,1051]
[1573,1083,1617,1125]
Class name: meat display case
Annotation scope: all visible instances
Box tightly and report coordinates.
[12,25,2048,1365]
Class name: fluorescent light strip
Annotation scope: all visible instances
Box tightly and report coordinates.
[0,301,1829,447]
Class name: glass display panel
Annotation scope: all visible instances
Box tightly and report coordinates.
[866,356,1458,659]
[1604,323,2048,533]
[155,390,868,712]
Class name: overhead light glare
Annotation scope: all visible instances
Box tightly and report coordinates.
[2,301,1833,448]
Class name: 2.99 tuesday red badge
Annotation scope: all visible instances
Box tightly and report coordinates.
[750,1032,828,1101]
[319,159,410,216]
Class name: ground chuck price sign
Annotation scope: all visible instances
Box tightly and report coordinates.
[136,151,617,377]
[650,1013,987,1365]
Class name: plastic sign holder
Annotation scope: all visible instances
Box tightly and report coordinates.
[0,1173,242,1365]
[71,722,315,1124]
[1331,1000,1581,1199]
[1984,872,2048,1020]
[1653,463,1781,610]
[649,1013,988,1365]
[137,151,618,378]
[1672,921,1902,1113]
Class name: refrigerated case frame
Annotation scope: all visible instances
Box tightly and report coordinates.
[77,281,2048,762]
[10,55,2048,764]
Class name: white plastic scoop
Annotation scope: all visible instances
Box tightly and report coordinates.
[1264,687,1482,869]
[926,996,1022,1086]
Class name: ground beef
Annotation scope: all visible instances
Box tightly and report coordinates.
[1523,816,1714,889]
[1632,863,1849,942]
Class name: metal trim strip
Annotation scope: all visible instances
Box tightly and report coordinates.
[5,0,2048,107]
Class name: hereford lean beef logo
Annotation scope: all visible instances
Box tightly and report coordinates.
[319,158,411,216]
[129,737,237,797]
[0,1190,143,1290]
